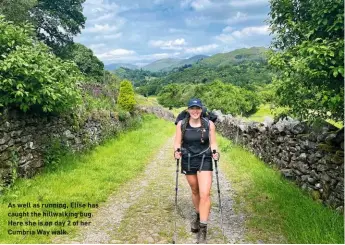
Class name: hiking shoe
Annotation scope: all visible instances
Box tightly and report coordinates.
[191,213,200,233]
[197,223,207,244]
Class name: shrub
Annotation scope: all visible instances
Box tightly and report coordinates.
[0,16,83,113]
[117,80,136,112]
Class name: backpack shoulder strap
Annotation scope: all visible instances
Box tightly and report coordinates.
[201,117,210,130]
[180,117,188,144]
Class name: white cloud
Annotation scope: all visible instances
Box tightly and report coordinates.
[232,25,269,38]
[229,0,268,7]
[216,34,235,43]
[97,49,136,60]
[226,12,248,24]
[169,28,185,33]
[181,0,212,10]
[216,25,269,43]
[89,13,114,23]
[85,24,119,33]
[94,32,123,40]
[83,0,121,18]
[89,43,106,50]
[191,0,212,11]
[222,26,233,33]
[185,44,219,54]
[149,38,187,50]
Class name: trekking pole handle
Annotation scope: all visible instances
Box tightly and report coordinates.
[212,149,220,161]
[174,148,181,159]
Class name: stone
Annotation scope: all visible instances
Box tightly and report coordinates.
[321,173,331,182]
[0,144,8,152]
[63,130,75,139]
[0,151,11,161]
[297,162,309,173]
[281,169,294,179]
[291,122,306,134]
[19,153,33,164]
[307,177,316,184]
[315,183,321,189]
[316,164,329,172]
[298,153,307,161]
[10,130,22,138]
[0,138,7,145]
[301,175,309,182]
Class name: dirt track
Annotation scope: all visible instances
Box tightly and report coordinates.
[55,137,247,244]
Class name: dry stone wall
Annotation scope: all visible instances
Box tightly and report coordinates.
[214,110,344,211]
[0,106,174,190]
[0,108,128,189]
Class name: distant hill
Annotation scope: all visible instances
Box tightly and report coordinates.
[141,47,271,90]
[177,55,208,67]
[142,58,183,72]
[105,63,138,71]
[200,47,268,67]
[142,55,208,72]
[114,47,272,96]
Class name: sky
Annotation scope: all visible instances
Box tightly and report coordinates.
[75,0,272,66]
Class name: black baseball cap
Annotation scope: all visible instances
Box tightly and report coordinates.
[187,98,203,108]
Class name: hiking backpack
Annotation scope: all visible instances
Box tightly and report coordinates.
[174,106,217,125]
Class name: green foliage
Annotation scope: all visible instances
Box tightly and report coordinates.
[117,80,136,112]
[157,80,260,116]
[0,17,82,113]
[61,43,105,82]
[0,0,36,24]
[268,0,344,121]
[1,0,86,54]
[0,16,33,55]
[31,0,86,53]
[81,79,120,111]
[202,80,260,116]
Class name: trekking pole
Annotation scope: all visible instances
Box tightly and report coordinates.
[213,149,226,243]
[173,148,180,244]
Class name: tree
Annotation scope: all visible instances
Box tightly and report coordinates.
[31,0,86,53]
[61,43,105,83]
[0,0,36,24]
[117,80,136,112]
[0,16,82,113]
[268,0,344,121]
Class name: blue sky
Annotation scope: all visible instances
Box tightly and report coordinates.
[75,0,272,66]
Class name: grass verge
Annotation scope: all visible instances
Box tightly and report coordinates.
[218,136,344,244]
[0,114,175,244]
[242,104,273,122]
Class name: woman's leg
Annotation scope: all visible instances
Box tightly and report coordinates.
[197,171,212,222]
[186,174,200,212]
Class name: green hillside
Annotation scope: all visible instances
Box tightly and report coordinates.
[200,46,268,67]
[176,55,208,67]
[142,58,182,72]
[105,63,138,71]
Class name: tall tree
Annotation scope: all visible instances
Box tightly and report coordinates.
[0,0,37,24]
[31,0,86,53]
[268,0,344,121]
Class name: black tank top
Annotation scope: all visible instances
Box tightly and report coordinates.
[182,121,210,155]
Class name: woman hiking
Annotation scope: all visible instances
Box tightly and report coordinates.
[174,98,219,244]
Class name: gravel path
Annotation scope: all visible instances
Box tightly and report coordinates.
[55,137,247,244]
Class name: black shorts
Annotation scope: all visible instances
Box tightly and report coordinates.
[181,157,213,175]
